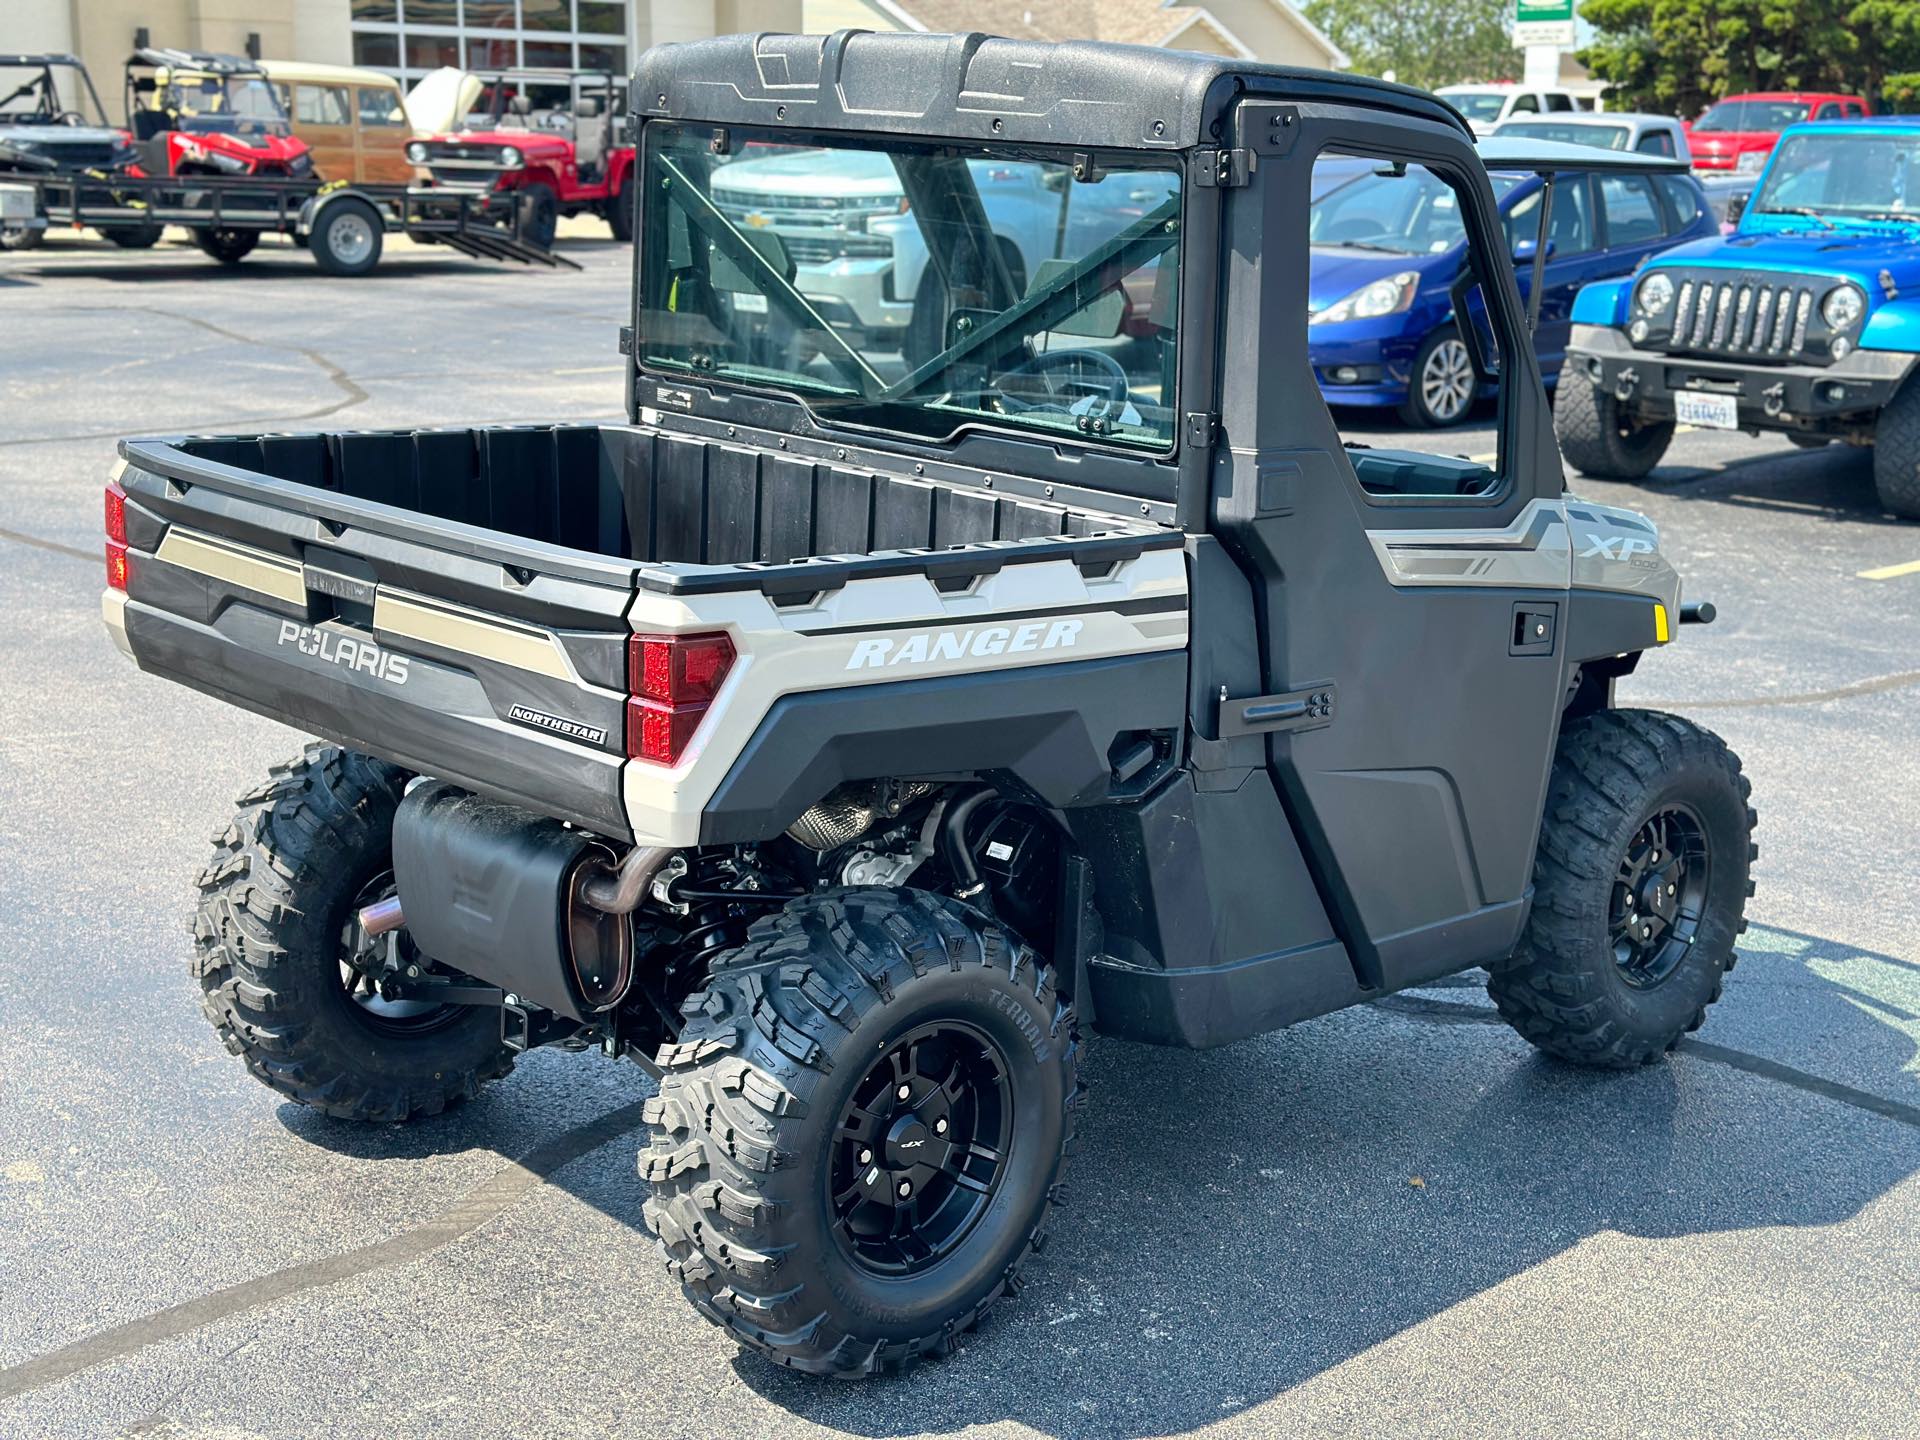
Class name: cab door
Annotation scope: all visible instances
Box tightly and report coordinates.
[289,83,355,182]
[1208,99,1574,993]
[353,85,414,184]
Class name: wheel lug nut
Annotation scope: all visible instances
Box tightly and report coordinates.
[858,1148,872,1165]
[897,1180,912,1198]
[896,1083,911,1101]
[1668,884,1676,896]
[934,1117,948,1135]
[1642,925,1653,939]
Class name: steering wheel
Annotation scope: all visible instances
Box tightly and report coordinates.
[994,347,1130,413]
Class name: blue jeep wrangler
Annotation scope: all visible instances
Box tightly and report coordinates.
[1558,116,1920,519]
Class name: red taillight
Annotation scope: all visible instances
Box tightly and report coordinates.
[105,481,127,544]
[627,632,735,765]
[105,482,130,590]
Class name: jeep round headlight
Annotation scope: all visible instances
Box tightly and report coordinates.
[500,146,523,168]
[406,141,428,163]
[1822,284,1866,331]
[1636,272,1675,314]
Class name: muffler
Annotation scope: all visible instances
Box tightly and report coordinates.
[384,782,662,1021]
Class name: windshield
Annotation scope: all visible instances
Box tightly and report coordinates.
[1753,131,1920,221]
[161,73,291,137]
[1497,120,1631,150]
[1449,93,1508,123]
[0,62,108,126]
[638,127,1183,452]
[1309,166,1524,254]
[1696,100,1808,133]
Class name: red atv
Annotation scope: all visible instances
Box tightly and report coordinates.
[124,47,313,262]
[409,69,632,249]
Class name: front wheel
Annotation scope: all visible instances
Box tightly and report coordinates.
[1555,372,1674,479]
[1871,378,1920,519]
[517,182,558,250]
[192,744,514,1121]
[1488,710,1756,1068]
[309,198,383,277]
[1399,325,1479,427]
[192,227,259,265]
[641,889,1081,1376]
[607,169,634,242]
[104,224,163,249]
[1,225,45,252]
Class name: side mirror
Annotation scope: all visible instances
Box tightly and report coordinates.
[1512,237,1557,263]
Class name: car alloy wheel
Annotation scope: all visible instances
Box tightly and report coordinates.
[1420,335,1475,424]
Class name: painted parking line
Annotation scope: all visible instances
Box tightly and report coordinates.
[1467,425,1699,468]
[1858,558,1920,581]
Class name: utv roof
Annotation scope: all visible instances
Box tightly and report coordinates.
[634,30,1470,151]
[1476,135,1689,174]
[0,54,87,67]
[128,48,264,77]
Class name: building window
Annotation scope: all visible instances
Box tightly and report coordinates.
[350,0,631,91]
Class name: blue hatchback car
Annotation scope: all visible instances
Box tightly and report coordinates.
[1308,156,1716,425]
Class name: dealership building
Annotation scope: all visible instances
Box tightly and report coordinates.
[7,2,798,107]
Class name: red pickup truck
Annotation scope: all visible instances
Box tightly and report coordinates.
[1686,91,1870,174]
[409,68,632,248]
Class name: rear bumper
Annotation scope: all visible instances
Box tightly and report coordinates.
[114,588,631,840]
[1566,324,1918,432]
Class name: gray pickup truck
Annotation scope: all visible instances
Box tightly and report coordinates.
[104,32,1755,1377]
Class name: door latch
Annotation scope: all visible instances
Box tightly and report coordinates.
[1218,683,1335,737]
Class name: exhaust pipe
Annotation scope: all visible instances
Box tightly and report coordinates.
[577,843,675,914]
[357,893,407,937]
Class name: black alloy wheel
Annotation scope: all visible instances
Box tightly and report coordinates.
[1610,805,1710,989]
[829,1021,1013,1277]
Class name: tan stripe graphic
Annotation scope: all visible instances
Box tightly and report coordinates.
[154,529,306,605]
[374,590,577,681]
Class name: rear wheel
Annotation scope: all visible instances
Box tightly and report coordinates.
[1555,372,1674,479]
[607,169,634,242]
[641,888,1080,1375]
[192,743,514,1121]
[192,227,259,265]
[1488,710,1756,1068]
[1872,378,1920,519]
[517,182,558,249]
[1,226,44,252]
[309,198,383,277]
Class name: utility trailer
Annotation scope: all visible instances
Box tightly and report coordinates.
[25,169,579,275]
[106,32,1757,1378]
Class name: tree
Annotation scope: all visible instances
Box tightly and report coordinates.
[1303,0,1520,89]
[1577,0,1920,114]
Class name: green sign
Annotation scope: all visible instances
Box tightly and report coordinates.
[1516,0,1575,19]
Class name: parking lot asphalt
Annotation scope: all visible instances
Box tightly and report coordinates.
[1,226,1916,1440]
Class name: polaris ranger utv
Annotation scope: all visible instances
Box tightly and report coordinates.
[103,33,1756,1376]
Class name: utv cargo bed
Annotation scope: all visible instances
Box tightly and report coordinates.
[107,423,1183,838]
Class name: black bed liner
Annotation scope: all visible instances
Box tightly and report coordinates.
[122,423,1178,601]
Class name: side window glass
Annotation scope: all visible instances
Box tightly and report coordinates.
[1813,103,1838,121]
[1600,174,1663,245]
[1309,151,1515,493]
[1656,175,1701,230]
[1546,93,1574,112]
[295,84,351,127]
[358,87,404,127]
[1636,131,1675,157]
[1503,178,1594,256]
[1510,93,1539,115]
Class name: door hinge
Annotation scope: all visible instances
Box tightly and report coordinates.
[1185,411,1219,448]
[618,325,634,356]
[1218,683,1336,738]
[1193,147,1255,188]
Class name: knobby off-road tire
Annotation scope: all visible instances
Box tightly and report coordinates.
[191,226,259,265]
[1871,379,1920,519]
[1555,371,1674,480]
[192,743,514,1121]
[641,888,1082,1376]
[1489,710,1756,1068]
[607,169,634,242]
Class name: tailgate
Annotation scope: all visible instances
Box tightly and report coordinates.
[107,433,639,838]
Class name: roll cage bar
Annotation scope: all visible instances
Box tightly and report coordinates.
[0,54,112,129]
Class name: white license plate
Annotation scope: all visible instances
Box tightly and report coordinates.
[1673,390,1739,430]
[731,291,768,314]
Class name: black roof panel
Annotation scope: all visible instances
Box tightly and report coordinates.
[633,30,1469,151]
